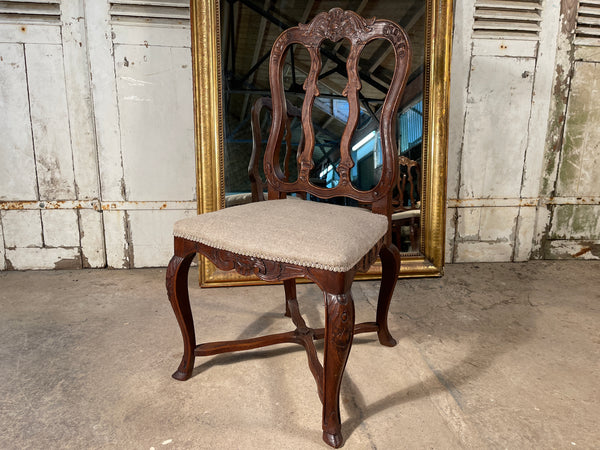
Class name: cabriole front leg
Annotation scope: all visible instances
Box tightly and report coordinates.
[322,290,355,448]
[166,250,197,381]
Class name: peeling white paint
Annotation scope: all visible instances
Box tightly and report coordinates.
[1,210,43,248]
[445,207,457,264]
[460,55,536,200]
[0,216,6,271]
[128,209,196,267]
[26,44,77,200]
[103,210,129,269]
[455,241,514,263]
[41,210,80,248]
[114,45,195,202]
[478,208,519,242]
[123,95,151,102]
[514,207,537,262]
[457,208,481,241]
[79,209,106,268]
[5,247,81,270]
[61,0,102,201]
[84,0,126,203]
[546,240,600,260]
[119,76,154,86]
[0,44,38,201]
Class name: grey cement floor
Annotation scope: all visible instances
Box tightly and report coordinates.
[1,261,599,449]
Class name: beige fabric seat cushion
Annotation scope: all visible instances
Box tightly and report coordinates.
[224,192,268,207]
[174,198,388,272]
[392,209,420,221]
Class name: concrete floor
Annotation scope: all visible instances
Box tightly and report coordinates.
[1,261,599,449]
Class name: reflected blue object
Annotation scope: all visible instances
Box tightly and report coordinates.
[399,99,423,154]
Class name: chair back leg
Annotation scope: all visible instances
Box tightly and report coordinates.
[376,243,401,347]
[283,278,296,317]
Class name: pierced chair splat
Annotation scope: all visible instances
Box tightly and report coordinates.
[166,8,411,448]
[226,97,302,207]
[249,97,303,203]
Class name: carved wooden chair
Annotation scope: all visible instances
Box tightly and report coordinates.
[167,8,410,448]
[391,156,421,252]
[249,97,303,202]
[225,97,302,206]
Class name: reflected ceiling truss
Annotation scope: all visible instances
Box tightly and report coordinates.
[222,0,426,168]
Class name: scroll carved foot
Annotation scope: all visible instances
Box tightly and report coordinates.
[322,290,355,448]
[376,244,400,347]
[166,252,196,381]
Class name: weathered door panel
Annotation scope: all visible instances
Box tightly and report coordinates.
[26,43,76,200]
[454,55,536,262]
[113,45,194,202]
[0,6,94,269]
[0,43,38,201]
[460,56,536,200]
[545,59,600,259]
[81,2,195,268]
[557,61,600,197]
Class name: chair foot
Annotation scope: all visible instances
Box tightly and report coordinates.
[377,330,397,347]
[323,431,344,448]
[172,369,193,381]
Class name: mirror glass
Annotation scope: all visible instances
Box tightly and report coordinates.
[220,0,425,254]
[191,0,451,285]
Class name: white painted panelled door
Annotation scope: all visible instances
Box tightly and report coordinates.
[446,0,562,263]
[0,0,196,270]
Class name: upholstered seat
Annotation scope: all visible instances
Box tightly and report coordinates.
[224,192,267,207]
[174,198,388,272]
[392,209,420,220]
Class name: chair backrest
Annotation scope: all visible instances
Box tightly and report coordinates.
[393,156,421,213]
[264,8,411,215]
[249,97,302,202]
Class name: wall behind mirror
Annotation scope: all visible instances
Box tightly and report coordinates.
[191,0,452,286]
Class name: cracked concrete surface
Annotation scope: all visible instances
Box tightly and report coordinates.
[1,261,599,449]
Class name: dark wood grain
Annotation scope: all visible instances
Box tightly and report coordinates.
[322,290,355,448]
[166,251,196,381]
[167,8,411,447]
[264,8,411,214]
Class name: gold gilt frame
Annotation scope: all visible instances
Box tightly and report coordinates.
[191,0,453,287]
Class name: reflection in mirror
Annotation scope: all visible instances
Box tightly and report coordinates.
[220,0,425,253]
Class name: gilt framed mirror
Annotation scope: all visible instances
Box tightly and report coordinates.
[191,0,452,286]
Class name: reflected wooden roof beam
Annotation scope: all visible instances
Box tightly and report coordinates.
[368,1,426,76]
[235,0,388,94]
[300,0,314,24]
[240,0,273,119]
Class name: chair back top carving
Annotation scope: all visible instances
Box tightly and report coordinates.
[249,97,302,202]
[264,8,411,214]
[393,156,421,213]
